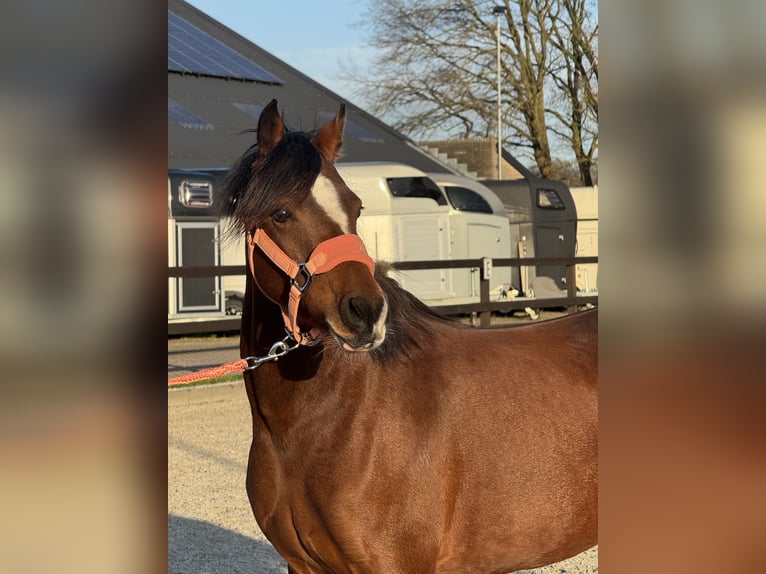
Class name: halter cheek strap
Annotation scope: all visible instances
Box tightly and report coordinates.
[247,228,376,345]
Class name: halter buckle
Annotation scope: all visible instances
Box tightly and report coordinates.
[291,263,313,293]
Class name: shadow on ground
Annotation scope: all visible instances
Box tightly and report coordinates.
[169,514,596,574]
[169,514,287,574]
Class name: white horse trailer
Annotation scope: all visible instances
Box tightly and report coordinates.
[570,186,599,293]
[337,163,451,301]
[338,163,512,305]
[426,173,513,301]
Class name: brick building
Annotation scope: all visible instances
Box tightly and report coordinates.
[420,138,526,180]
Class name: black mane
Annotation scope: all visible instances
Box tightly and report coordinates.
[217,129,322,240]
[370,266,459,363]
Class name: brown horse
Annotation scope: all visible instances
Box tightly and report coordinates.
[219,99,597,574]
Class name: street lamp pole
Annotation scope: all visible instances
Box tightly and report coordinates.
[493,5,506,179]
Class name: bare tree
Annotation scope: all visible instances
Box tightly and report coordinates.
[548,0,598,185]
[342,0,598,184]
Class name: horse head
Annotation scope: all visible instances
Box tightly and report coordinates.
[225,99,387,352]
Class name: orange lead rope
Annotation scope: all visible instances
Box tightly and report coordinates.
[167,336,301,386]
[168,359,248,386]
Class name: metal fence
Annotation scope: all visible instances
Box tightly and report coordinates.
[168,256,598,334]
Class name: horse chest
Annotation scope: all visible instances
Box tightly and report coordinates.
[248,396,447,572]
[249,443,392,573]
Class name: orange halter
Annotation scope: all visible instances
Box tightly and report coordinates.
[247,228,376,345]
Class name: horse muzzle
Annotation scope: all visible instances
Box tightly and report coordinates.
[332,295,388,352]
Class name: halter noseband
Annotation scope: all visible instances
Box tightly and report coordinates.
[246,228,376,346]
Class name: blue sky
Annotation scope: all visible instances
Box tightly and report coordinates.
[186,0,374,104]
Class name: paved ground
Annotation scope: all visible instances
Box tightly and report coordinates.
[169,381,286,573]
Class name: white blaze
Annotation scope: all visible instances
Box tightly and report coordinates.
[312,174,350,233]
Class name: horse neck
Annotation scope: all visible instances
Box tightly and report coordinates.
[240,272,329,383]
[240,274,366,439]
[239,275,286,359]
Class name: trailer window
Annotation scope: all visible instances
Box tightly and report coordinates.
[387,177,447,205]
[179,180,213,208]
[444,186,493,214]
[537,189,565,209]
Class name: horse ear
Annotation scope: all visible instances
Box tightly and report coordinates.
[313,103,346,162]
[256,99,284,160]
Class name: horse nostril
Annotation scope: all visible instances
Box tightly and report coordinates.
[340,295,376,333]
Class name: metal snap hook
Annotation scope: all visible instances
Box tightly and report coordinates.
[243,335,301,370]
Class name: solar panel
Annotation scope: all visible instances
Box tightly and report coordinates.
[168,11,283,84]
[233,102,299,131]
[318,112,384,143]
[344,121,384,143]
[168,99,214,130]
[232,102,263,119]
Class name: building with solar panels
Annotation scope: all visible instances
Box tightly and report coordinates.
[168,0,456,172]
[167,0,579,333]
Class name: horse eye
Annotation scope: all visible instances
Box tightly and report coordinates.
[271,208,292,224]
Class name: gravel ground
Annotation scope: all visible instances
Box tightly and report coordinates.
[168,380,597,573]
[168,336,241,379]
